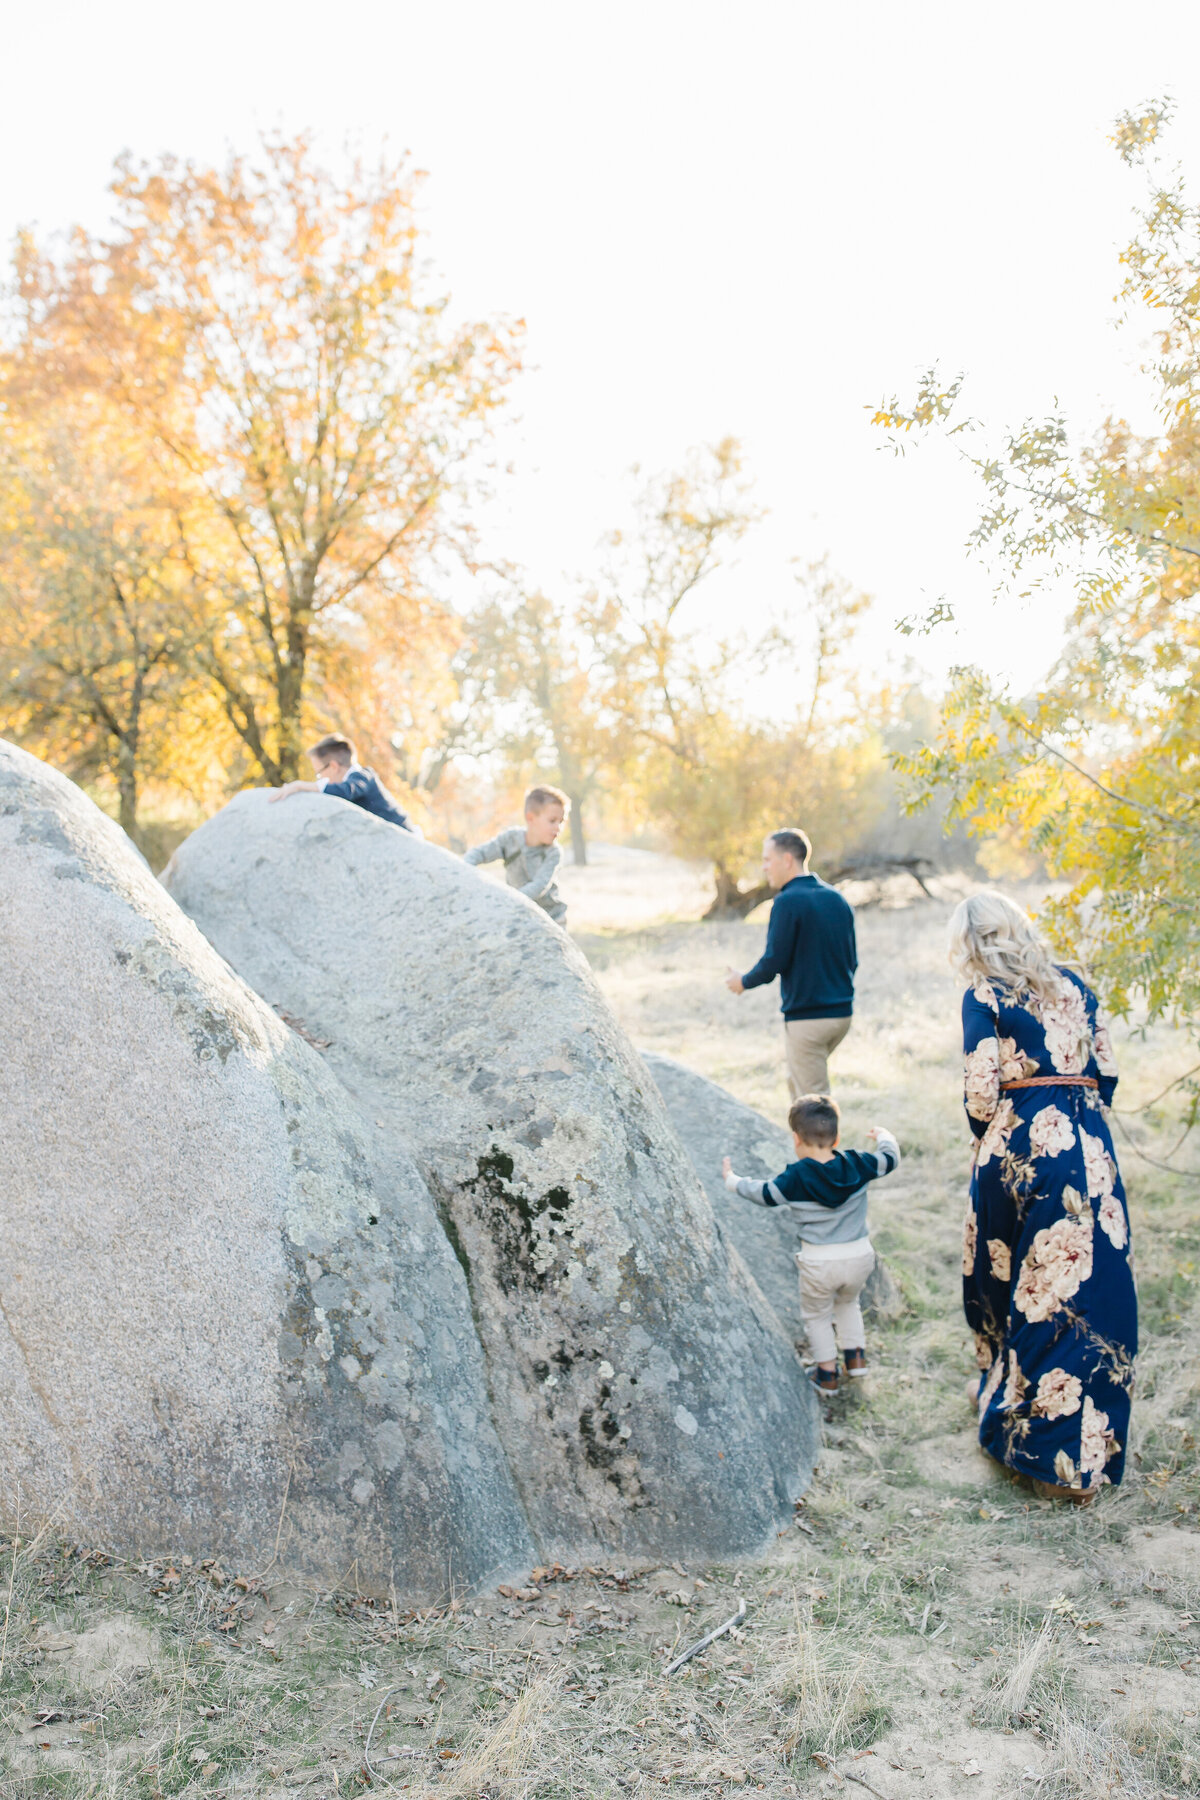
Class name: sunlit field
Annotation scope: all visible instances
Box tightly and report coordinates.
[4,852,1198,1800]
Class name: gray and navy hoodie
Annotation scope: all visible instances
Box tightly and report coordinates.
[723,1128,900,1252]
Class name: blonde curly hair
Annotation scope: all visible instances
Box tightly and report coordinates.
[948,890,1071,1008]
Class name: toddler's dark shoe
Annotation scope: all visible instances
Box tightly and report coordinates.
[843,1347,868,1379]
[810,1366,839,1395]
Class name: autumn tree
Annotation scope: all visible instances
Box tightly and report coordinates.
[876,99,1200,1032]
[577,445,889,912]
[441,444,762,870]
[0,384,217,839]
[593,437,756,750]
[636,562,889,915]
[29,135,520,784]
[587,439,759,900]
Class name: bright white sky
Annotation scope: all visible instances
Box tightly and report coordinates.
[6,2,1200,698]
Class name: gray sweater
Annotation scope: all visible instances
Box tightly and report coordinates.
[724,1128,900,1247]
[463,827,566,921]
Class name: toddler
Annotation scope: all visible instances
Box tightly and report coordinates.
[723,1094,899,1394]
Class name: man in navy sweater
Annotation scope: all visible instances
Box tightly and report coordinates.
[269,734,421,834]
[724,828,856,1098]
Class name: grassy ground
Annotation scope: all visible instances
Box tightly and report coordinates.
[4,858,1198,1799]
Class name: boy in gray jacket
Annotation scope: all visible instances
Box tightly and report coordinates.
[722,1093,900,1394]
[463,785,568,924]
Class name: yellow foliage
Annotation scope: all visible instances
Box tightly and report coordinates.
[883,102,1200,1028]
[0,376,233,838]
[4,131,520,819]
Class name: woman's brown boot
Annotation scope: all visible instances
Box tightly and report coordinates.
[1032,1479,1096,1506]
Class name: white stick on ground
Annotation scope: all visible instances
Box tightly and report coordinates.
[664,1597,747,1675]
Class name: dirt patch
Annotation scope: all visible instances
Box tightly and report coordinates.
[1126,1523,1200,1585]
[65,1614,159,1689]
[861,1727,1051,1799]
[959,1544,1086,1604]
[913,1426,1008,1489]
[28,1613,158,1690]
[1076,1662,1200,1713]
[5,1620,155,1779]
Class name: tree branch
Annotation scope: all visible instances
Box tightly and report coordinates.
[1006,714,1200,834]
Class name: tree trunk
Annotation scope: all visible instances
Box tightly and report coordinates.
[568,797,588,866]
[116,734,139,842]
[276,662,305,782]
[277,608,309,782]
[702,867,772,921]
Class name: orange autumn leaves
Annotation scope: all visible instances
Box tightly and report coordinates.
[0,135,521,838]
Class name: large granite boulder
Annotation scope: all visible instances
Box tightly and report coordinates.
[165,791,819,1560]
[0,741,532,1595]
[642,1052,904,1342]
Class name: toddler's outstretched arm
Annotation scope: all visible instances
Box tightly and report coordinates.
[721,1156,782,1207]
[864,1126,901,1177]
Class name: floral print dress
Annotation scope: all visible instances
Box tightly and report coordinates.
[962,968,1136,1492]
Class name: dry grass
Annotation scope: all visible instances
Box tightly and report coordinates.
[979,1614,1060,1727]
[4,865,1200,1799]
[405,1671,567,1798]
[773,1626,885,1762]
[1036,1699,1200,1799]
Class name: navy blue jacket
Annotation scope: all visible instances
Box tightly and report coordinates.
[322,767,413,832]
[742,873,857,1019]
[759,1144,895,1210]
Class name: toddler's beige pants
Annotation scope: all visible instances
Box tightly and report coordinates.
[784,1015,851,1099]
[796,1245,875,1364]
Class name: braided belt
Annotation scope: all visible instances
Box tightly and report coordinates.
[1000,1076,1098,1092]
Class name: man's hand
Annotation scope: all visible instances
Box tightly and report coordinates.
[269,780,318,804]
[865,1126,879,1144]
[722,1155,733,1181]
[724,967,745,995]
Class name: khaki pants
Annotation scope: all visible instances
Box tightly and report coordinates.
[784,1015,851,1099]
[797,1247,876,1364]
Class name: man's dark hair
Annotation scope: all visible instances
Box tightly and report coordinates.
[769,827,811,867]
[788,1093,840,1147]
[310,734,355,769]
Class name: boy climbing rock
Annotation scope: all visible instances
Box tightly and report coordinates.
[464,786,569,924]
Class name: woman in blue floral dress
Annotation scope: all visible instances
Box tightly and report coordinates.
[950,892,1137,1502]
